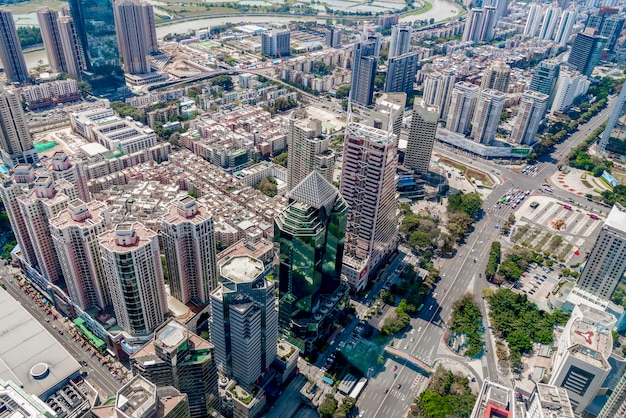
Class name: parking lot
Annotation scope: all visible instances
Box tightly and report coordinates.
[513,264,561,311]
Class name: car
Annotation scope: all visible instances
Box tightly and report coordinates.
[404,345,409,349]
[393,373,397,378]
[397,384,402,389]
[418,327,422,332]
[384,388,389,394]
[81,360,88,366]
[410,338,414,342]
[393,365,397,371]
[359,412,364,417]
[433,292,438,298]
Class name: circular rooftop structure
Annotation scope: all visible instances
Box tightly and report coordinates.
[30,363,49,379]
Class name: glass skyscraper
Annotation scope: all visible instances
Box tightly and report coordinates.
[68,0,126,95]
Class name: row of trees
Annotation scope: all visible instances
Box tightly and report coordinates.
[409,366,476,418]
[17,26,42,49]
[449,295,483,357]
[484,241,501,281]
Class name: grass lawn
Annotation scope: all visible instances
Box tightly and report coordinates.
[3,0,66,14]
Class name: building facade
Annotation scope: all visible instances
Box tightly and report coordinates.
[261,30,290,58]
[0,9,29,83]
[113,0,153,75]
[550,67,590,114]
[446,81,479,135]
[510,90,548,145]
[37,7,67,74]
[480,61,511,93]
[567,29,608,76]
[405,101,438,174]
[349,34,380,106]
[472,88,505,145]
[384,52,418,94]
[0,86,38,166]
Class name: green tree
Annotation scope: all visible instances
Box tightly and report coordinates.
[274,151,288,167]
[17,26,42,49]
[318,394,338,418]
[335,85,350,99]
[256,176,278,197]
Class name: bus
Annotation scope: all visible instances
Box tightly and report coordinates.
[563,205,572,210]
[417,304,425,312]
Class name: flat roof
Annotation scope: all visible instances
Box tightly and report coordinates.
[0,287,80,397]
[80,142,109,157]
[219,255,264,283]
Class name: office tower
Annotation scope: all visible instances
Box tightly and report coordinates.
[0,87,38,166]
[567,29,608,76]
[550,67,590,113]
[586,9,624,50]
[470,380,516,418]
[480,5,498,42]
[49,151,90,202]
[99,223,167,336]
[600,81,626,153]
[462,8,484,43]
[447,81,479,135]
[384,52,418,94]
[481,61,511,93]
[524,2,544,37]
[549,304,614,413]
[287,111,334,191]
[326,27,341,48]
[576,204,626,299]
[37,8,66,73]
[68,0,126,95]
[209,255,278,386]
[0,10,29,84]
[261,29,290,58]
[275,171,348,352]
[113,0,152,75]
[389,24,412,58]
[57,15,85,80]
[554,8,578,45]
[350,34,380,106]
[598,373,626,418]
[340,101,401,290]
[49,200,111,311]
[510,91,548,145]
[160,196,218,305]
[18,177,69,284]
[472,89,505,145]
[91,376,191,418]
[131,320,220,418]
[526,384,575,418]
[529,60,560,101]
[539,4,561,41]
[405,101,438,175]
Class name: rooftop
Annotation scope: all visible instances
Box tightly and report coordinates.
[220,255,264,283]
[288,170,338,212]
[604,203,626,234]
[156,321,187,349]
[116,376,157,418]
[471,380,515,418]
[534,383,574,418]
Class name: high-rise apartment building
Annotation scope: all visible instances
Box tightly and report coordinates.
[554,8,578,45]
[0,10,29,84]
[549,304,614,413]
[472,89,505,145]
[389,24,412,58]
[160,196,218,305]
[567,29,608,76]
[113,0,153,75]
[131,320,220,418]
[576,204,626,300]
[529,60,560,102]
[340,103,401,289]
[57,15,86,80]
[37,7,67,74]
[286,111,335,191]
[349,34,380,106]
[600,81,626,154]
[510,90,548,145]
[405,101,438,175]
[99,223,167,336]
[550,67,590,113]
[447,81,479,135]
[141,1,158,53]
[423,70,456,118]
[598,373,626,418]
[49,199,112,311]
[261,29,290,58]
[326,28,341,48]
[68,0,126,95]
[526,384,575,418]
[462,8,484,43]
[539,3,561,41]
[209,255,277,387]
[0,86,38,166]
[524,2,544,37]
[480,61,511,93]
[481,5,498,42]
[586,9,624,49]
[275,171,348,352]
[384,52,418,94]
[49,151,90,203]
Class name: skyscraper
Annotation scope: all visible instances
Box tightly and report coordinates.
[423,70,456,118]
[405,101,438,175]
[567,29,608,76]
[160,196,218,305]
[349,34,380,106]
[57,15,86,80]
[576,204,626,300]
[510,90,548,145]
[598,373,626,418]
[554,8,578,45]
[68,0,126,94]
[0,9,29,83]
[37,7,67,74]
[447,81,479,135]
[462,8,484,43]
[286,111,335,191]
[539,4,561,41]
[131,320,220,418]
[389,24,412,58]
[141,1,158,54]
[49,151,90,203]
[586,9,624,50]
[326,27,341,48]
[384,52,418,94]
[550,67,590,113]
[275,171,348,352]
[49,199,112,311]
[0,86,38,166]
[261,29,290,58]
[600,81,626,154]
[340,100,401,290]
[529,60,560,102]
[472,89,505,145]
[113,0,153,75]
[480,61,511,93]
[480,5,498,42]
[209,255,277,386]
[99,223,167,336]
[524,2,544,37]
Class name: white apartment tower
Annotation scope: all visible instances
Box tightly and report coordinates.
[447,81,480,135]
[524,2,544,37]
[554,8,578,45]
[576,204,626,300]
[539,3,561,41]
[551,68,590,114]
[99,223,168,336]
[287,111,335,191]
[160,196,218,305]
[510,90,548,145]
[49,200,112,310]
[481,61,511,93]
[423,70,456,120]
[472,89,506,145]
[405,101,438,175]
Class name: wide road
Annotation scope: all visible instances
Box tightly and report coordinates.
[358,97,615,417]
